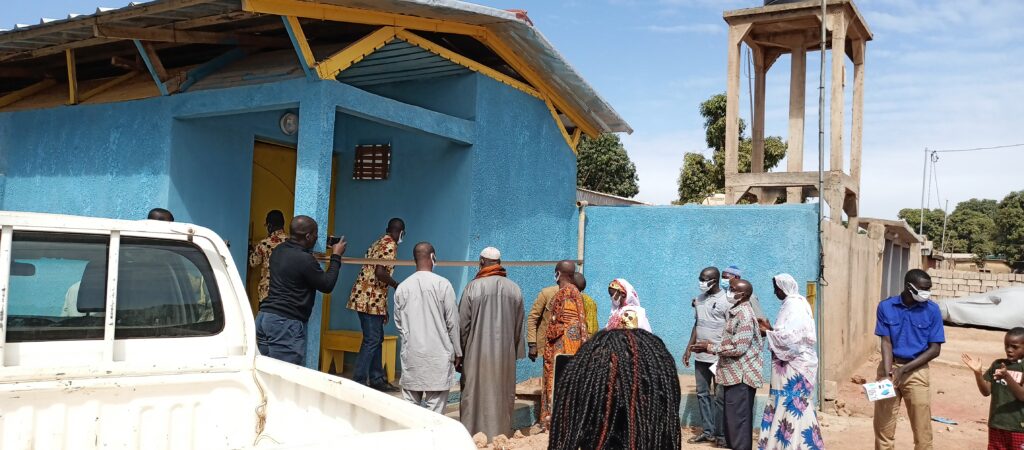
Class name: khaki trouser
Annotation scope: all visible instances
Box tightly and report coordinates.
[873,363,932,450]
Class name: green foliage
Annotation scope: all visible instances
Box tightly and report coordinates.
[898,208,947,241]
[576,133,640,198]
[898,192,1024,264]
[994,191,1024,264]
[676,93,788,204]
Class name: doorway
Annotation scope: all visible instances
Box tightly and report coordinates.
[246,141,337,317]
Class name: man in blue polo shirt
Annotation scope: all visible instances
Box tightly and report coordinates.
[873,269,944,450]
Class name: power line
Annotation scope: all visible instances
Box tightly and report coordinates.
[933,143,1024,153]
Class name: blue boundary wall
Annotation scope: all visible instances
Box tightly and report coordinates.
[580,203,820,426]
[582,204,820,372]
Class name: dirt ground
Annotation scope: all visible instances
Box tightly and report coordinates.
[481,325,1004,450]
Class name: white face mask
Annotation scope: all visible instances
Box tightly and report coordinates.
[698,279,715,293]
[430,253,436,270]
[908,284,931,302]
[726,291,741,304]
[397,231,405,244]
[554,273,560,284]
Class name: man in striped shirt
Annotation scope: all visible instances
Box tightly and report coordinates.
[692,279,764,450]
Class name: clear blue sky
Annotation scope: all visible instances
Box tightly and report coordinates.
[4,0,1022,218]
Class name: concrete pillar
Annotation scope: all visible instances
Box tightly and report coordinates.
[850,39,866,186]
[724,23,750,203]
[829,12,847,174]
[295,83,336,370]
[787,45,807,204]
[751,46,766,175]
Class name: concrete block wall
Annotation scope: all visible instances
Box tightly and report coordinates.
[928,269,1024,299]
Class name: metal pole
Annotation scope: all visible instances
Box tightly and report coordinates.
[816,0,826,413]
[940,199,950,255]
[919,147,928,235]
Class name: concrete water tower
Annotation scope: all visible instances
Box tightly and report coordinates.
[721,0,872,221]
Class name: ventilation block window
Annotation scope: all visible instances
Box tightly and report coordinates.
[353,144,392,180]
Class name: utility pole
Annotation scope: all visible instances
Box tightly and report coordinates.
[919,147,928,236]
[940,199,950,255]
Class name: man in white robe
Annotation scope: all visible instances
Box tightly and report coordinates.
[393,242,462,414]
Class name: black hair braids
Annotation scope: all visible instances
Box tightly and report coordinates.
[548,329,681,450]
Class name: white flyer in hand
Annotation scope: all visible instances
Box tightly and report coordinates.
[863,380,896,402]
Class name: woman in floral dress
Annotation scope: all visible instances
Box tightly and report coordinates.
[756,274,824,450]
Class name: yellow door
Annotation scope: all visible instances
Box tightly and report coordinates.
[246,141,337,317]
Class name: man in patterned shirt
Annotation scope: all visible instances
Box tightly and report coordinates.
[348,217,405,391]
[692,279,764,450]
[249,210,288,304]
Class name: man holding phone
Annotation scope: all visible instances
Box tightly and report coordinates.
[256,215,346,366]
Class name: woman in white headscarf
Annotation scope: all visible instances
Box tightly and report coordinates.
[605,279,652,332]
[756,273,823,450]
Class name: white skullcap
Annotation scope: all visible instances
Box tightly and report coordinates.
[480,247,501,260]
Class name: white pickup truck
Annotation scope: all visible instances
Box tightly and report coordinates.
[0,211,474,449]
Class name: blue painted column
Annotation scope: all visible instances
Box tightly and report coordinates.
[295,82,336,370]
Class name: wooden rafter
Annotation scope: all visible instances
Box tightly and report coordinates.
[0,8,252,63]
[65,49,78,105]
[133,39,177,96]
[0,78,57,108]
[545,99,576,153]
[79,71,140,102]
[93,25,284,47]
[316,26,398,80]
[242,0,486,38]
[280,16,315,79]
[571,128,583,150]
[0,0,221,45]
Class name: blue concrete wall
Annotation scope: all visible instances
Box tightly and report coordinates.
[0,100,173,218]
[469,76,580,381]
[327,113,474,338]
[359,74,477,121]
[583,204,820,372]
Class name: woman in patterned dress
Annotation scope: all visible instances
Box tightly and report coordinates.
[605,278,652,332]
[757,273,824,450]
[540,277,589,429]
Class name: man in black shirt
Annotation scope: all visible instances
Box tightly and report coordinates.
[256,215,346,365]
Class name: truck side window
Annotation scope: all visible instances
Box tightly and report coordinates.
[6,232,109,342]
[114,237,225,339]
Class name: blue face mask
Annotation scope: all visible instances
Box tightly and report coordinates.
[721,282,731,292]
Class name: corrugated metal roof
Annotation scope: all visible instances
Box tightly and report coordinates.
[337,40,469,87]
[0,0,630,134]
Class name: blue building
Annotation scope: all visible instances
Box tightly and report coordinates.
[0,0,630,373]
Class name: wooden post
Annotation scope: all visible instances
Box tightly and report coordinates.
[724,23,751,203]
[851,39,866,186]
[829,12,847,173]
[751,45,766,174]
[786,45,807,203]
[65,49,78,105]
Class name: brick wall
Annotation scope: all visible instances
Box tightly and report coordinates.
[928,269,1024,299]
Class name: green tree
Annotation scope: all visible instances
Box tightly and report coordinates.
[576,133,640,198]
[943,209,995,256]
[676,93,787,204]
[955,198,999,220]
[994,190,1024,264]
[897,208,946,242]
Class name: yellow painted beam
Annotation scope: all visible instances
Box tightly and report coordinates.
[0,78,57,108]
[571,128,583,151]
[283,16,315,72]
[316,26,398,80]
[480,31,602,138]
[243,0,486,38]
[396,29,541,99]
[66,49,78,105]
[545,99,575,153]
[80,71,141,102]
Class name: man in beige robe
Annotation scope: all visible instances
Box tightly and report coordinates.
[458,247,525,440]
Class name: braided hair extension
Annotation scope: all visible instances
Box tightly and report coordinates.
[548,329,681,450]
